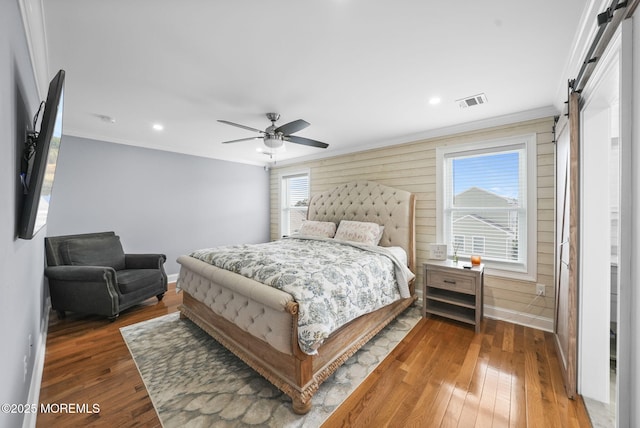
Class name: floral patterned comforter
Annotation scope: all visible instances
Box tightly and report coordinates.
[189,236,415,355]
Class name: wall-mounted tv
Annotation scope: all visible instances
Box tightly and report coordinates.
[18,69,65,240]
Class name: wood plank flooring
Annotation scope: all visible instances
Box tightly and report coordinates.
[36,284,181,427]
[37,284,592,427]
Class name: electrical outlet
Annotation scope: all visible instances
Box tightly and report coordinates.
[536,283,546,296]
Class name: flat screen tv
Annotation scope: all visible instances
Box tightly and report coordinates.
[18,69,65,240]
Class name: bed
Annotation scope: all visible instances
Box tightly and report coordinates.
[176,180,417,413]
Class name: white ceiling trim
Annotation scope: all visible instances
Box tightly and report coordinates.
[62,127,269,167]
[271,105,559,167]
[18,0,49,100]
[554,0,613,110]
[64,105,559,168]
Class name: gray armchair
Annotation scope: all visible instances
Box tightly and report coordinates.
[45,231,168,321]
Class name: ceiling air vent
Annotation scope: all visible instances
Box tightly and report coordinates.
[457,93,488,108]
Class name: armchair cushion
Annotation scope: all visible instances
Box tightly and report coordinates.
[62,236,126,270]
[116,269,163,294]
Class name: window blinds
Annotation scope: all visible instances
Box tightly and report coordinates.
[444,144,527,264]
[282,173,309,235]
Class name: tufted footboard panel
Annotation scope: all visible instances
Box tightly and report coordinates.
[176,255,295,355]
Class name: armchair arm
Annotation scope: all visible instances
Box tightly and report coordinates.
[125,253,167,270]
[44,265,120,317]
[45,265,116,282]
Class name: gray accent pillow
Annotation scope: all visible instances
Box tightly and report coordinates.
[62,236,126,270]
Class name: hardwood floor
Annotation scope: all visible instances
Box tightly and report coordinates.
[323,315,592,427]
[37,284,592,427]
[36,284,181,427]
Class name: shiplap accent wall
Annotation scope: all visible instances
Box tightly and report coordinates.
[270,117,555,331]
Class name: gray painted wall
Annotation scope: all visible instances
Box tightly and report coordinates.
[47,136,270,276]
[1,2,50,427]
[0,4,268,425]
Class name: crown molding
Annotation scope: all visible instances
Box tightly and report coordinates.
[553,0,612,111]
[18,0,50,100]
[271,105,558,168]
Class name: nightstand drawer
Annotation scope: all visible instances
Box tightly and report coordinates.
[427,270,475,294]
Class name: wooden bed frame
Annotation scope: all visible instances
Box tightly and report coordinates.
[177,180,417,413]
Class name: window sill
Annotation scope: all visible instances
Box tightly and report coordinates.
[453,258,536,282]
[484,266,536,282]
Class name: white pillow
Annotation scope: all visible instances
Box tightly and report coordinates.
[297,220,337,238]
[334,220,383,246]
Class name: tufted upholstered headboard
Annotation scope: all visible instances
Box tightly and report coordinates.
[307,180,416,273]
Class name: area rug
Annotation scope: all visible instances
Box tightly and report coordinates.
[121,305,420,427]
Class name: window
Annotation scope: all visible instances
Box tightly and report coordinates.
[453,235,465,253]
[437,134,536,278]
[472,236,486,254]
[280,171,309,236]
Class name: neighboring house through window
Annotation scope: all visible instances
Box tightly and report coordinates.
[280,171,309,237]
[472,236,486,254]
[436,134,537,279]
[453,235,465,255]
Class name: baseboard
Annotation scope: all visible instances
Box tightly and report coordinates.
[22,297,51,428]
[167,273,179,283]
[484,304,554,332]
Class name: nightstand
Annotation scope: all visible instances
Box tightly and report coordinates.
[423,260,484,333]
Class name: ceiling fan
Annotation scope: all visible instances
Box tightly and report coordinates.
[218,113,329,150]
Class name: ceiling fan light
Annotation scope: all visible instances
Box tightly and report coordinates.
[264,143,285,154]
[264,136,284,149]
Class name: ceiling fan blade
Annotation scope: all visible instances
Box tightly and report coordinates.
[218,120,265,134]
[274,119,310,136]
[221,137,262,144]
[285,135,329,149]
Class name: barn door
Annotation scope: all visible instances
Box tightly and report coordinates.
[554,91,580,398]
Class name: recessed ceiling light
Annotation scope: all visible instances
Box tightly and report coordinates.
[428,97,441,105]
[152,123,164,131]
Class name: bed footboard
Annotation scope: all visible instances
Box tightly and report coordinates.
[179,292,314,412]
[177,255,296,355]
[179,277,416,414]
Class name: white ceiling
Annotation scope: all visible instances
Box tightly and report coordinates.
[41,0,586,166]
